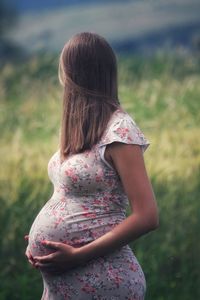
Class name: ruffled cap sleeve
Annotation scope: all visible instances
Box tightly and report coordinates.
[99,111,150,153]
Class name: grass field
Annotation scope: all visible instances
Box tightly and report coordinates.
[0,51,199,299]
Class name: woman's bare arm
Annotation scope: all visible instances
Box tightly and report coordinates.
[77,142,159,264]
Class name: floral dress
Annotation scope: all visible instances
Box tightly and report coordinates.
[27,107,150,300]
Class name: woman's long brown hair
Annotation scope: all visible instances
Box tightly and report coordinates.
[58,32,120,163]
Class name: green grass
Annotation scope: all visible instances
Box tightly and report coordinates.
[0,52,200,299]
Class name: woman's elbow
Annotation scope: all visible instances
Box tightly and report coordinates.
[148,212,159,230]
[144,209,159,231]
[151,216,159,230]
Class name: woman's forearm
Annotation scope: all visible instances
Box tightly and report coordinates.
[77,212,158,264]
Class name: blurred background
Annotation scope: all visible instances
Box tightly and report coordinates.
[0,0,200,299]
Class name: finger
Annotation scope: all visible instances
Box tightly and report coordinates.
[34,253,56,263]
[26,252,36,265]
[28,253,36,263]
[41,240,60,250]
[26,248,32,257]
[25,249,36,263]
[35,262,54,268]
[28,257,35,265]
[25,249,33,260]
[25,251,31,259]
[28,249,35,259]
[25,251,35,267]
[28,258,37,267]
[24,235,29,241]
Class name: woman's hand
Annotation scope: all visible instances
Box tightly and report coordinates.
[25,245,38,268]
[33,240,84,275]
[24,235,37,269]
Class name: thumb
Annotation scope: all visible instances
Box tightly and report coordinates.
[41,240,60,249]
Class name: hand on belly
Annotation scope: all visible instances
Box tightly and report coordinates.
[28,236,57,257]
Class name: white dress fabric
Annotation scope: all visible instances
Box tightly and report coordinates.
[28,108,150,299]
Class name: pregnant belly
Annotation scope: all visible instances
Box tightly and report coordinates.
[28,200,121,257]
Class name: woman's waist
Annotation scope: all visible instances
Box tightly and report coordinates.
[29,214,125,239]
[28,220,122,257]
[49,191,128,211]
[29,204,125,234]
[32,192,125,223]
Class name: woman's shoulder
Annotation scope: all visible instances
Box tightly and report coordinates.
[98,106,150,153]
[104,107,138,135]
[107,107,131,126]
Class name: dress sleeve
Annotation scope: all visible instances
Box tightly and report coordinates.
[98,113,150,169]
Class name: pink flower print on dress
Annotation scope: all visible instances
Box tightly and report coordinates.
[107,179,115,187]
[63,186,70,194]
[83,212,97,218]
[71,175,78,183]
[64,168,75,176]
[65,167,79,183]
[114,274,123,288]
[129,261,139,272]
[82,223,89,229]
[81,204,89,211]
[81,283,96,294]
[59,238,71,244]
[52,209,58,217]
[107,265,124,288]
[71,236,83,245]
[83,163,90,169]
[136,128,144,139]
[60,196,66,202]
[54,216,64,229]
[95,175,101,182]
[115,127,129,139]
[95,169,104,182]
[93,199,102,205]
[104,206,110,212]
[52,160,57,167]
[91,231,101,239]
[83,149,91,158]
[103,195,109,201]
[29,109,148,299]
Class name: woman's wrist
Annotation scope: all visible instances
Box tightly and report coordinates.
[74,244,93,266]
[74,231,127,266]
[74,213,157,267]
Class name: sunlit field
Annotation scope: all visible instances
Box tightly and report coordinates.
[0,52,199,300]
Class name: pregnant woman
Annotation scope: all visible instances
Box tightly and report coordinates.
[24,32,159,300]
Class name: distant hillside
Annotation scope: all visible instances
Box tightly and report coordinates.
[6,0,200,55]
[7,0,127,13]
[113,22,200,54]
